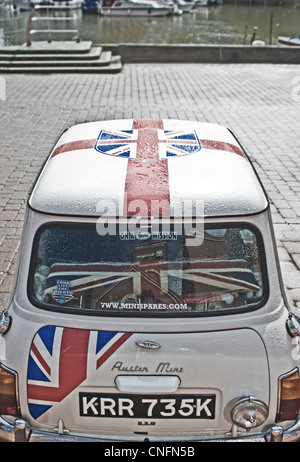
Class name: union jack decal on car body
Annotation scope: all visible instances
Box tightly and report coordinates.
[27,326,132,420]
[94,127,201,159]
[94,129,137,158]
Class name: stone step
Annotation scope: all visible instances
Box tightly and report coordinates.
[0,56,123,73]
[0,41,94,54]
[0,41,123,73]
[0,51,113,67]
[0,46,103,61]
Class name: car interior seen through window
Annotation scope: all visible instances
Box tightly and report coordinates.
[30,224,265,315]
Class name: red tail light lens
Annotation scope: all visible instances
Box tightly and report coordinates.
[0,363,20,416]
[277,368,300,422]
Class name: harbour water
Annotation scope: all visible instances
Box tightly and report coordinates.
[0,1,300,46]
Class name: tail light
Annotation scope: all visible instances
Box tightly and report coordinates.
[277,368,300,422]
[0,363,20,416]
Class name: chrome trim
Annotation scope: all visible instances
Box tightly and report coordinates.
[269,426,283,443]
[135,340,161,350]
[231,396,268,429]
[1,415,300,442]
[286,313,300,337]
[0,311,11,335]
[14,419,31,442]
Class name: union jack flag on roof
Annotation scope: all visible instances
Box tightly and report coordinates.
[94,128,201,159]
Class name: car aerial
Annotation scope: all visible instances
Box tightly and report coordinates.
[1,118,300,442]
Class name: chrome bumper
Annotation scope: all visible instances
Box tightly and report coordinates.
[1,415,300,442]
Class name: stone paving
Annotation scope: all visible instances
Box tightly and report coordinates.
[0,63,300,312]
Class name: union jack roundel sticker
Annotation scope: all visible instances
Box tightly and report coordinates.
[94,128,201,160]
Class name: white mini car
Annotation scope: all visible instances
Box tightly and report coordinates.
[1,119,300,442]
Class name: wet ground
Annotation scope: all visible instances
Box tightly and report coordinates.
[0,62,300,311]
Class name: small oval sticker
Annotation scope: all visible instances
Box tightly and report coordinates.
[136,232,151,241]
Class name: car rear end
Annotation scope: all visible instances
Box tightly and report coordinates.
[1,119,300,442]
[1,211,300,442]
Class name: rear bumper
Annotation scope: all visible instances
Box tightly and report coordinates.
[1,415,300,442]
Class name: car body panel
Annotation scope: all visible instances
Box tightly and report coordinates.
[26,326,269,435]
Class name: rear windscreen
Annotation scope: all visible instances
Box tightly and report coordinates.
[30,223,266,315]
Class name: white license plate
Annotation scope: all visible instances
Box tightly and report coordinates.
[79,393,216,419]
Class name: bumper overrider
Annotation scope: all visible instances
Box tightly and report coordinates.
[1,415,300,442]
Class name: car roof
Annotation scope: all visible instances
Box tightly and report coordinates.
[28,119,269,218]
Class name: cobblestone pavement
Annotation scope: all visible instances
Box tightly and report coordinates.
[0,63,300,312]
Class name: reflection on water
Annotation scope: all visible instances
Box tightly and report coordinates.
[0,2,300,46]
